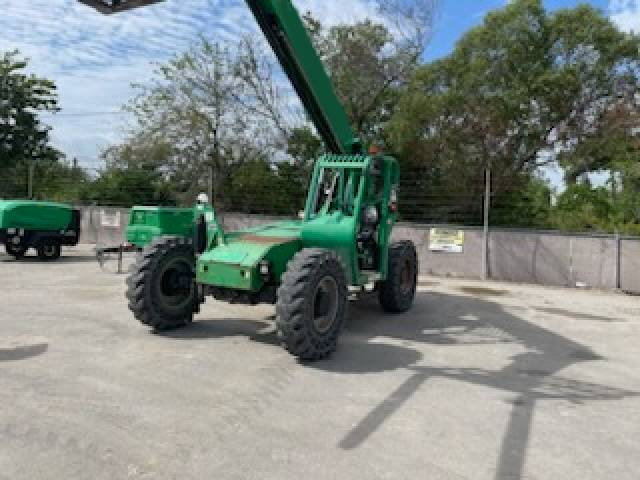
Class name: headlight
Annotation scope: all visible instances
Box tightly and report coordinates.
[364,206,379,225]
[259,261,271,276]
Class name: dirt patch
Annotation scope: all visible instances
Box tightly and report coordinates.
[536,307,623,323]
[458,286,509,297]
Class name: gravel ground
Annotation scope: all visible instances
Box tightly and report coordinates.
[1,245,639,480]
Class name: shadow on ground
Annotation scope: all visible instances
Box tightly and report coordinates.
[0,254,98,264]
[162,318,280,346]
[0,343,48,362]
[161,291,637,480]
[319,293,637,479]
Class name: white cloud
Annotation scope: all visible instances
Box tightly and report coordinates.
[609,0,640,33]
[1,0,380,166]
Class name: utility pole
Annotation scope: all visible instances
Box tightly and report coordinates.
[615,230,622,290]
[210,128,219,206]
[208,165,214,205]
[28,162,35,199]
[482,166,491,281]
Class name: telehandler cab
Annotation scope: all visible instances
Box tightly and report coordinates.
[81,0,418,360]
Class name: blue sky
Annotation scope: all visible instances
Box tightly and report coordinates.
[425,0,611,60]
[1,0,639,179]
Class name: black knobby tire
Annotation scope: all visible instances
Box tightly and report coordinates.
[378,241,418,313]
[5,243,27,259]
[276,249,348,361]
[37,243,61,261]
[126,236,196,331]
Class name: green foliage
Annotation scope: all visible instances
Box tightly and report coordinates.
[80,166,176,207]
[8,1,633,234]
[286,126,322,168]
[552,183,615,232]
[491,176,552,228]
[304,15,419,145]
[0,50,63,198]
[34,159,90,203]
[550,179,640,235]
[228,159,306,215]
[389,0,639,226]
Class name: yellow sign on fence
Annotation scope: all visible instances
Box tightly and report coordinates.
[429,228,465,253]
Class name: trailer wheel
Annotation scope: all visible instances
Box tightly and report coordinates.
[378,241,417,313]
[5,243,27,259]
[37,243,61,261]
[276,249,347,361]
[126,236,196,331]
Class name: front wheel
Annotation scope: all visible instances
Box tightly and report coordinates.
[126,236,196,331]
[5,243,27,259]
[276,249,348,361]
[37,243,61,261]
[378,241,418,313]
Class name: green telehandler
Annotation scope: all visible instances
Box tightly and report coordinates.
[81,0,418,361]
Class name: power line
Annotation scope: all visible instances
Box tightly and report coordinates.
[41,111,129,117]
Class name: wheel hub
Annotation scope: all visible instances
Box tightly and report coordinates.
[312,276,339,334]
[158,257,193,308]
[399,258,414,294]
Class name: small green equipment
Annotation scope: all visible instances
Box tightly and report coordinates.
[0,200,81,260]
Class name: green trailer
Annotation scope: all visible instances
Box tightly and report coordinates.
[0,200,81,260]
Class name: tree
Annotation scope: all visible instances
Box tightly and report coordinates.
[552,98,640,234]
[83,135,178,206]
[80,166,176,207]
[0,50,62,198]
[111,37,293,207]
[226,158,305,215]
[303,3,437,145]
[389,0,640,225]
[551,183,615,233]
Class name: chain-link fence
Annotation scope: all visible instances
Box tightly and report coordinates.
[74,204,640,294]
[4,164,639,293]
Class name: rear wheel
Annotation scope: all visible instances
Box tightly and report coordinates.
[378,241,417,313]
[5,243,27,259]
[37,243,61,261]
[276,249,347,361]
[126,236,196,331]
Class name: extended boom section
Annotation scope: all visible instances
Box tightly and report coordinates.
[246,0,360,154]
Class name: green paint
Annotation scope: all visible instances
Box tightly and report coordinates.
[126,206,202,248]
[244,1,360,154]
[197,222,302,289]
[196,153,400,291]
[0,200,73,231]
[83,0,404,298]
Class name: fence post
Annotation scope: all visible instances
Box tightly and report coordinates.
[615,231,621,290]
[482,167,491,281]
